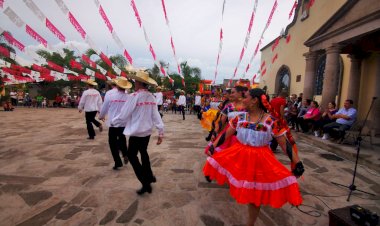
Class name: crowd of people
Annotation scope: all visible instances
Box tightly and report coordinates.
[2,72,360,225]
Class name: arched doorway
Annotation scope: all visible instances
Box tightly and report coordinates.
[275,65,291,95]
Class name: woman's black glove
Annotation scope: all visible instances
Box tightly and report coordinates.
[292,161,304,177]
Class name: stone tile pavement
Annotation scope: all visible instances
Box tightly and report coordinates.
[0,108,379,226]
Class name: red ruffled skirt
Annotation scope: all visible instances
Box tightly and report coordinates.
[203,142,302,207]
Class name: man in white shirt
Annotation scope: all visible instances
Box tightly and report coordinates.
[194,91,202,118]
[112,69,164,195]
[153,86,163,117]
[177,90,187,120]
[10,90,18,106]
[99,78,131,170]
[78,79,103,140]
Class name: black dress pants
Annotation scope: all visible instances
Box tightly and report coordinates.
[127,136,154,187]
[108,127,127,166]
[178,106,185,119]
[85,111,101,138]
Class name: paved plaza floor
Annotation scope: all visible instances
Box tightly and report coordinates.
[0,108,379,226]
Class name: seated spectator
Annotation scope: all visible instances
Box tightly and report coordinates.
[314,102,337,136]
[295,99,311,132]
[2,100,14,111]
[287,105,298,129]
[322,99,357,141]
[54,94,62,107]
[299,101,321,133]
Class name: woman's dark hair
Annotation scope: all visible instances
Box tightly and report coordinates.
[235,85,248,98]
[329,101,336,108]
[306,99,312,105]
[248,88,267,111]
[312,100,319,108]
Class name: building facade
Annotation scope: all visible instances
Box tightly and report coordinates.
[260,0,380,135]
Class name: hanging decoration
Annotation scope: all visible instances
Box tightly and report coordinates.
[92,0,133,65]
[160,0,185,86]
[130,0,173,85]
[212,0,226,85]
[243,0,278,78]
[228,0,258,87]
[23,0,66,42]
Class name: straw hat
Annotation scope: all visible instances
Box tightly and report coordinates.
[128,70,158,87]
[85,79,97,86]
[195,91,200,95]
[114,77,132,89]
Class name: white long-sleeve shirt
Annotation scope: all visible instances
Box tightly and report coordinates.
[78,88,103,112]
[153,92,163,105]
[177,95,186,106]
[194,95,201,106]
[112,89,164,137]
[99,89,129,127]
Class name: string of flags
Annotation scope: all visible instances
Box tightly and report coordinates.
[0,0,309,87]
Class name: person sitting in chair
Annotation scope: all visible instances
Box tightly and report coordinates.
[322,99,357,142]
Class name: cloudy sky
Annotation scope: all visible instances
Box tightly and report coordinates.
[0,0,295,84]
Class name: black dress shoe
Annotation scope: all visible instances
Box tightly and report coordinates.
[87,137,94,140]
[151,176,156,183]
[205,176,212,183]
[136,185,152,195]
[113,164,122,170]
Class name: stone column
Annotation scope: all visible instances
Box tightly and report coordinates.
[321,45,341,108]
[346,54,362,108]
[372,54,380,136]
[302,51,318,100]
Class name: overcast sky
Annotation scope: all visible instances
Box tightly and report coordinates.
[0,0,295,84]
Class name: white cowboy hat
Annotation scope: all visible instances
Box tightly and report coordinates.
[114,77,132,89]
[128,70,158,87]
[84,79,97,86]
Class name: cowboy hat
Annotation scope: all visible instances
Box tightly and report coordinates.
[85,79,97,86]
[114,77,132,89]
[128,70,158,86]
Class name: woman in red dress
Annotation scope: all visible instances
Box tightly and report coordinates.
[203,88,304,226]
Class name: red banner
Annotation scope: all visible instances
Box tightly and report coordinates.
[99,5,113,33]
[99,52,112,67]
[120,71,127,78]
[262,68,267,76]
[95,72,106,80]
[3,32,25,51]
[289,1,297,19]
[47,61,64,73]
[286,34,291,43]
[160,66,166,76]
[68,12,86,39]
[149,44,156,61]
[272,37,280,52]
[266,0,278,28]
[25,25,47,47]
[131,0,142,27]
[260,61,266,71]
[32,64,51,74]
[0,45,10,58]
[123,50,133,65]
[70,59,83,70]
[82,54,96,68]
[272,53,278,63]
[161,0,168,22]
[46,18,65,42]
[11,65,31,74]
[40,73,55,82]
